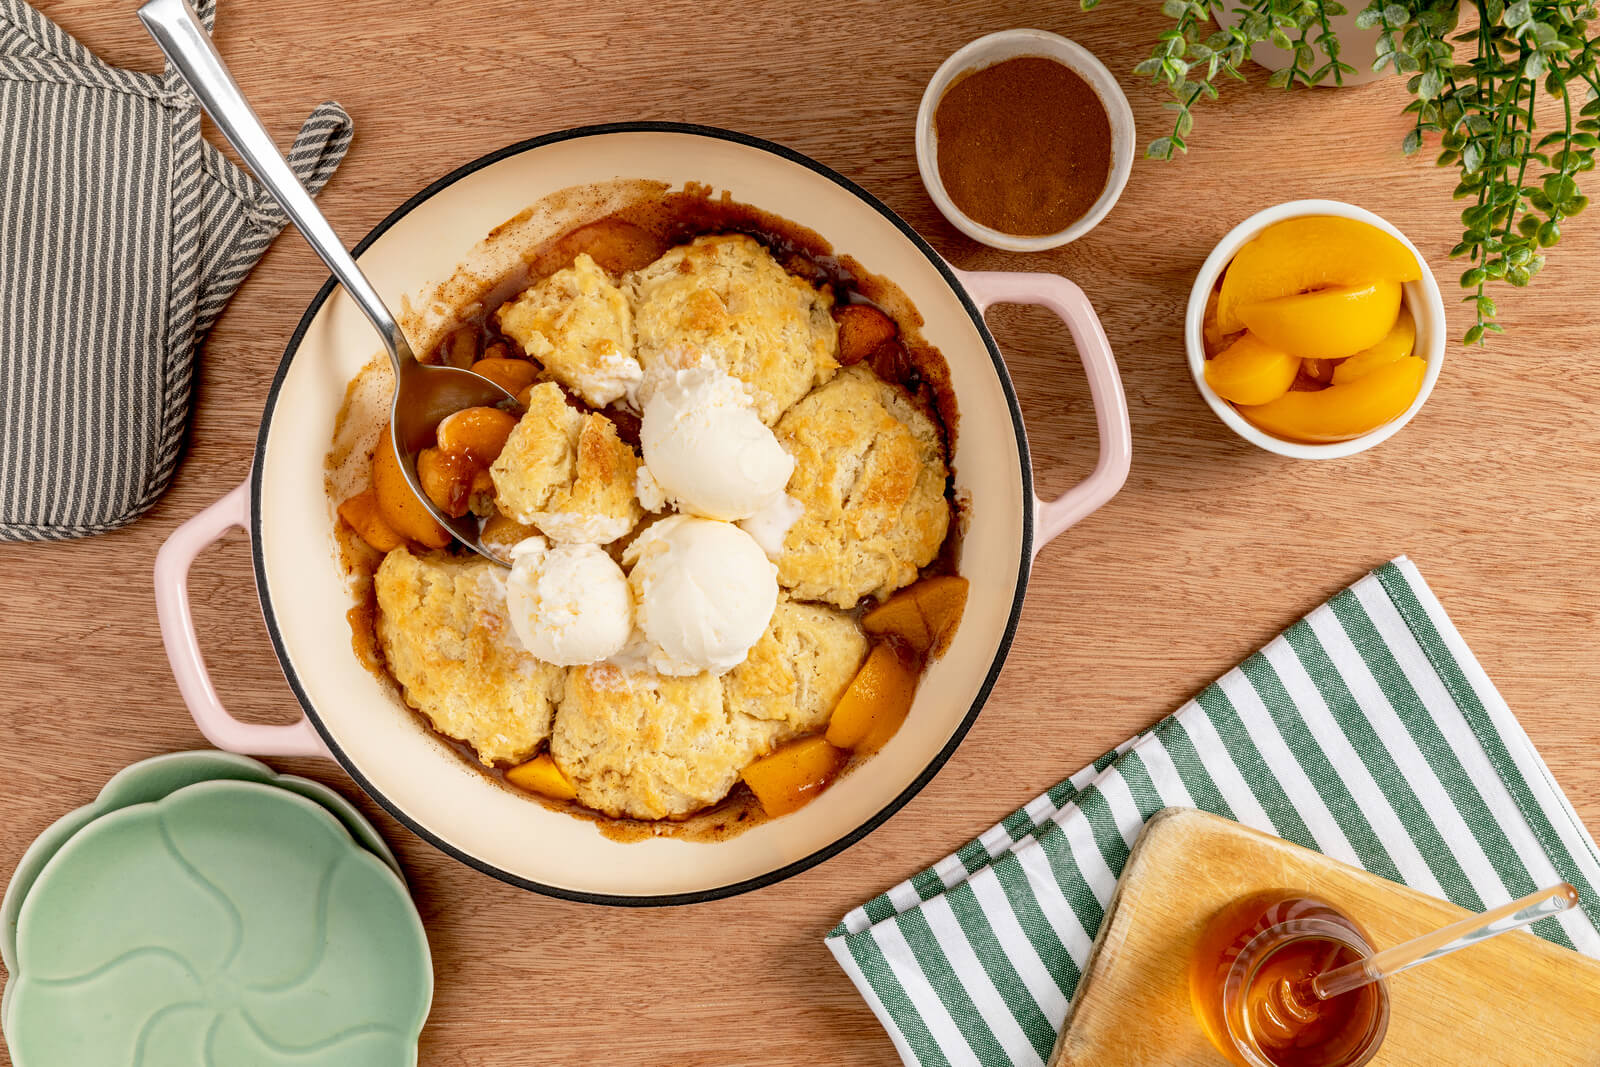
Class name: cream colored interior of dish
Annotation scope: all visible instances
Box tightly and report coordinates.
[260,132,1027,897]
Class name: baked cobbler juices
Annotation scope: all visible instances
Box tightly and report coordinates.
[327,186,971,837]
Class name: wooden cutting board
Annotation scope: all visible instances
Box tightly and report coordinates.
[1050,808,1600,1067]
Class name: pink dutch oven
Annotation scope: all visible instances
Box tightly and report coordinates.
[154,124,1131,904]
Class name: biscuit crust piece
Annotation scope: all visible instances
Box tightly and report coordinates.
[489,381,643,544]
[724,597,868,739]
[628,234,839,424]
[551,665,778,820]
[775,365,950,608]
[374,547,564,766]
[496,253,641,408]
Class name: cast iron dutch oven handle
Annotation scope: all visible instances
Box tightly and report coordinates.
[952,268,1133,557]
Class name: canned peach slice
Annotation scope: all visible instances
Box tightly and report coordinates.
[1238,356,1426,443]
[1216,216,1421,333]
[1238,281,1402,361]
[1204,334,1300,406]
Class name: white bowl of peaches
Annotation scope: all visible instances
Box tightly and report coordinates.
[1186,200,1447,460]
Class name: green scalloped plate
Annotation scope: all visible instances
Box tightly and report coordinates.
[4,778,430,1066]
[2,750,401,990]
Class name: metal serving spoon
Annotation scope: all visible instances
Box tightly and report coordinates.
[139,0,515,566]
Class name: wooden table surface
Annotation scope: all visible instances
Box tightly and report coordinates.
[6,2,1598,1064]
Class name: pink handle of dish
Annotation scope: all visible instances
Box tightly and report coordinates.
[953,269,1133,557]
[153,480,331,758]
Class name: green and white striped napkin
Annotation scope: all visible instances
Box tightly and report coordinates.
[826,557,1600,1067]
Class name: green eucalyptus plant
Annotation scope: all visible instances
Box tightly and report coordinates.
[1086,0,1600,344]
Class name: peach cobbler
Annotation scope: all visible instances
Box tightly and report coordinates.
[329,185,967,836]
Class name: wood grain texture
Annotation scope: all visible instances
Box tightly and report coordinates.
[3,2,1597,1064]
[1053,810,1600,1066]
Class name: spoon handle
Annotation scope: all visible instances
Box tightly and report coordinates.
[1312,883,1579,1001]
[138,0,410,366]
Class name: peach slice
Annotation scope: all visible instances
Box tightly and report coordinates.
[825,644,919,752]
[337,487,404,553]
[470,357,540,396]
[416,447,477,518]
[1216,216,1422,332]
[862,596,931,654]
[436,406,518,464]
[372,427,452,549]
[740,736,848,817]
[505,753,578,801]
[862,575,970,658]
[545,217,674,276]
[1332,306,1416,385]
[1203,333,1300,406]
[1237,355,1426,443]
[835,305,898,365]
[1238,281,1402,361]
[1202,288,1244,358]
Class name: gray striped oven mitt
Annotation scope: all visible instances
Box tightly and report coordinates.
[0,0,351,540]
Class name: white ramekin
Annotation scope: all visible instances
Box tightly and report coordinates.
[915,29,1136,252]
[1185,199,1446,460]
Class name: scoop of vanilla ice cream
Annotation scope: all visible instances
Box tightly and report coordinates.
[737,491,804,560]
[505,537,633,666]
[638,361,795,521]
[622,515,778,676]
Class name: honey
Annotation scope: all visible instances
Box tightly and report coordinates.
[1190,892,1389,1067]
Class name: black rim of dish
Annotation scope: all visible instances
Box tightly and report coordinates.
[250,121,1036,906]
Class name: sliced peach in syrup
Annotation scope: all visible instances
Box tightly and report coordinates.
[416,447,478,518]
[834,305,898,365]
[372,427,452,549]
[862,576,970,658]
[1203,334,1300,406]
[505,753,578,801]
[1237,355,1426,443]
[1201,287,1244,358]
[913,576,969,657]
[1238,281,1401,361]
[470,357,540,396]
[436,406,518,464]
[741,736,848,817]
[1332,306,1416,385]
[337,487,404,553]
[825,644,919,752]
[862,595,930,653]
[1216,216,1422,332]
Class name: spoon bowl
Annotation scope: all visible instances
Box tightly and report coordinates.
[140,0,517,565]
